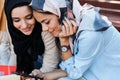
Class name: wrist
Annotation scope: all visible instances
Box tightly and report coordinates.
[61,45,70,53]
[40,73,45,78]
[59,37,69,45]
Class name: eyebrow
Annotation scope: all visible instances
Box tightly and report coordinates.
[41,19,48,23]
[12,17,18,19]
[26,13,33,17]
[12,13,32,19]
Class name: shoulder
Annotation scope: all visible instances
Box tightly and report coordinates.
[78,31,102,39]
[41,31,54,39]
[76,30,103,45]
[41,31,56,46]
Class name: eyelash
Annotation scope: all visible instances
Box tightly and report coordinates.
[44,21,50,24]
[13,15,33,23]
[26,15,33,19]
[13,19,20,22]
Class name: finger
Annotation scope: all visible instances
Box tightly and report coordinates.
[32,70,38,76]
[70,20,78,33]
[60,22,67,37]
[31,70,36,75]
[63,18,71,36]
[61,23,66,35]
[65,18,75,35]
[66,18,77,35]
[31,69,40,76]
[69,20,74,35]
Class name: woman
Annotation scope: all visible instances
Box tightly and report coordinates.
[0,0,16,66]
[4,0,59,75]
[30,0,120,80]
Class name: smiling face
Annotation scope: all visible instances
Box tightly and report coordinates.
[11,6,35,35]
[33,10,61,37]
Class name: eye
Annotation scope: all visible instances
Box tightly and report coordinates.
[12,18,20,22]
[44,20,50,24]
[26,14,33,19]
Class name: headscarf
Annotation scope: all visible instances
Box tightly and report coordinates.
[30,0,111,32]
[30,0,112,53]
[4,0,45,74]
[30,0,74,25]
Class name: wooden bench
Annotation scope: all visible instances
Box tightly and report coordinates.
[78,0,120,31]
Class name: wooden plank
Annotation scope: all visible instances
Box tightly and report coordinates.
[78,0,120,10]
[78,0,120,31]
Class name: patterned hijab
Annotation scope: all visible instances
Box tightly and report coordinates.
[30,0,111,32]
[30,0,74,25]
[30,0,112,53]
[4,0,45,74]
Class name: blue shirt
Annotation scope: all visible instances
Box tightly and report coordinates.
[59,4,120,80]
[60,26,120,80]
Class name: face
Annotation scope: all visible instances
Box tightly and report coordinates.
[33,10,61,37]
[11,6,35,35]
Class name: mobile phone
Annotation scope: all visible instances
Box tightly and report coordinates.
[13,72,43,80]
[60,0,75,25]
[20,73,43,80]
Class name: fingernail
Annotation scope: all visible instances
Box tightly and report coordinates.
[70,19,76,22]
[64,16,68,19]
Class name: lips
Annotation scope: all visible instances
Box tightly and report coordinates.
[22,27,31,32]
[22,29,30,32]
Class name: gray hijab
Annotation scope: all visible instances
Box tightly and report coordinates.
[30,0,74,24]
[30,0,112,32]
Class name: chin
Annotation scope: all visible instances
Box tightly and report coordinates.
[23,31,32,35]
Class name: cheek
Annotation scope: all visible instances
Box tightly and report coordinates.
[53,21,60,30]
[29,19,35,25]
[13,19,35,29]
[13,22,20,29]
[50,19,58,28]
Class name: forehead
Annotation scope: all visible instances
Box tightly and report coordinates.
[11,6,31,17]
[33,10,50,21]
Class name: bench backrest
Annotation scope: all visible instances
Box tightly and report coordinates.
[78,0,120,31]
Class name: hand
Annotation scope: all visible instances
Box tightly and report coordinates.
[20,76,32,80]
[43,69,67,80]
[59,18,78,38]
[30,69,44,78]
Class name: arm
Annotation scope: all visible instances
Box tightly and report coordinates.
[43,69,67,80]
[0,0,4,21]
[7,25,16,66]
[0,31,16,65]
[40,31,59,73]
[60,31,104,79]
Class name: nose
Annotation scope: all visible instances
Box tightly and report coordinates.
[21,20,27,29]
[42,25,48,31]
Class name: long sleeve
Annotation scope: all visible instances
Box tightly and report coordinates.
[0,0,16,66]
[40,32,59,73]
[7,27,16,66]
[60,31,104,79]
[0,30,16,65]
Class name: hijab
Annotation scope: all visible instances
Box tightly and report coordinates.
[30,0,111,32]
[4,0,45,74]
[30,0,112,53]
[30,0,74,25]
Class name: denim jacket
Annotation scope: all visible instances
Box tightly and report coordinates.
[59,2,120,80]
